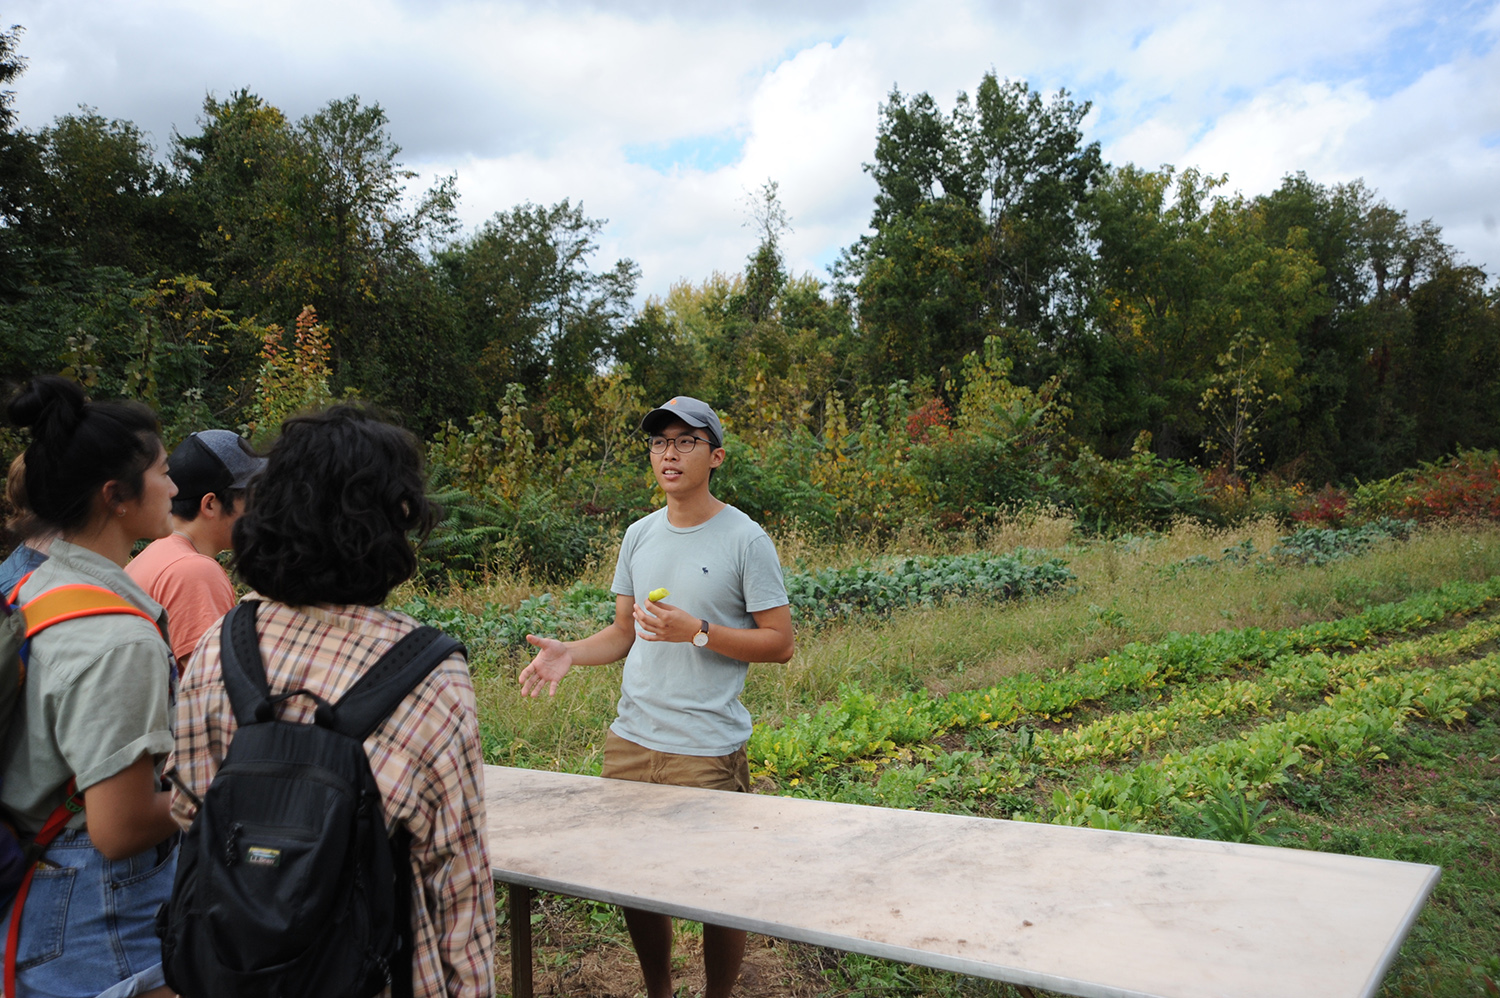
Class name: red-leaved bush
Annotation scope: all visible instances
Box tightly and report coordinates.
[906,397,952,445]
[1405,450,1500,521]
[1292,484,1350,528]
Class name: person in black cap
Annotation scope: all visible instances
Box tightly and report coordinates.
[520,395,794,998]
[126,430,265,669]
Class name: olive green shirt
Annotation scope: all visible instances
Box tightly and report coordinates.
[0,540,174,834]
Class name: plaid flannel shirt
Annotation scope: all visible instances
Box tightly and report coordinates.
[169,599,495,998]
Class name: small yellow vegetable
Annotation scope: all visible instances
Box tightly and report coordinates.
[648,587,670,602]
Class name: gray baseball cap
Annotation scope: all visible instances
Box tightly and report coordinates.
[639,396,724,448]
[169,429,266,501]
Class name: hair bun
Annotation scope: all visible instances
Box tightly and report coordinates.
[7,375,86,440]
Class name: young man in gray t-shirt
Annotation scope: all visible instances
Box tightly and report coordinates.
[521,396,794,998]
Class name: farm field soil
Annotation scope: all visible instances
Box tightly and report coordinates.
[469,521,1500,997]
[494,905,831,998]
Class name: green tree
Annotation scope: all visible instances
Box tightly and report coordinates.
[738,179,791,324]
[1255,174,1490,479]
[437,199,638,407]
[287,97,458,341]
[647,182,857,440]
[171,90,298,315]
[0,38,180,395]
[0,23,31,225]
[1198,331,1287,475]
[1088,165,1326,464]
[1393,263,1499,463]
[0,24,22,133]
[844,74,1102,389]
[173,92,468,429]
[25,109,181,273]
[1252,174,1376,477]
[614,295,710,407]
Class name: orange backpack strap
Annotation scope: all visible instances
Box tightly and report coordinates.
[20,584,158,639]
[5,569,33,606]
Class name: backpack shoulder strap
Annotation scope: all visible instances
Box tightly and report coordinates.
[218,601,275,727]
[20,584,159,640]
[330,627,465,741]
[5,569,36,606]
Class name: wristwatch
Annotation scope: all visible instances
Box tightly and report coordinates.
[692,619,710,647]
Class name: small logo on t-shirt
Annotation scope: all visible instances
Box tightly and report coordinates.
[701,566,709,574]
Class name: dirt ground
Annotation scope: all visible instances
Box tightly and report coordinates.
[497,904,836,998]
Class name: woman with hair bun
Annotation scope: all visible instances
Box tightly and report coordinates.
[0,375,181,998]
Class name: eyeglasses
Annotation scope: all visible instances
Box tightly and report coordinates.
[648,435,713,454]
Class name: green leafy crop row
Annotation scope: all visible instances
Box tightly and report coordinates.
[1048,652,1500,829]
[777,622,1500,826]
[750,577,1500,777]
[1163,518,1414,577]
[783,551,1072,626]
[397,551,1073,658]
[1036,615,1500,766]
[395,583,619,652]
[1265,517,1416,566]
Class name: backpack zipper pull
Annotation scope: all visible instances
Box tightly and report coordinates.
[223,822,243,867]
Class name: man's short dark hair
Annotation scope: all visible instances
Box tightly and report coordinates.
[172,486,245,521]
[232,405,438,606]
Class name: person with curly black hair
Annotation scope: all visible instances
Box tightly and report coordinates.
[1,375,181,998]
[168,405,496,998]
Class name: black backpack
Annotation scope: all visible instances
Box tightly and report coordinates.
[158,601,464,998]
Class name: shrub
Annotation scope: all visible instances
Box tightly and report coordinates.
[807,388,932,537]
[1350,450,1500,524]
[907,437,1064,526]
[1198,467,1259,525]
[420,475,603,582]
[1290,484,1350,528]
[1406,449,1500,521]
[713,430,837,536]
[1063,444,1211,533]
[904,396,951,445]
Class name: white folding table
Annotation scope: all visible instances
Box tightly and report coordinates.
[486,765,1438,998]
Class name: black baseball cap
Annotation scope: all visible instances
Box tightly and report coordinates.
[639,396,724,448]
[168,430,266,503]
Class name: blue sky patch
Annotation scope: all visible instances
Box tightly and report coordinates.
[814,244,845,277]
[626,132,745,174]
[1313,0,1496,97]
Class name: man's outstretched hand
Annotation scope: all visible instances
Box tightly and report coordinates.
[520,635,573,697]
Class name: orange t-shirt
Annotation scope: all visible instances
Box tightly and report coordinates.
[125,533,236,669]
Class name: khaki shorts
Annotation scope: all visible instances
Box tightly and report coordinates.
[601,730,749,793]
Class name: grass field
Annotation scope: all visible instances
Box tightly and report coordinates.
[408,518,1500,997]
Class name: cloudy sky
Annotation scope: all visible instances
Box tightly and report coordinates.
[7,0,1498,300]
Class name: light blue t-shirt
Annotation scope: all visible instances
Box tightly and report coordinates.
[609,504,788,756]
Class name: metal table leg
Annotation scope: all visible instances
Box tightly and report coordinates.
[509,882,534,998]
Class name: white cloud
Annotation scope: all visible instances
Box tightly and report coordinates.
[1175,81,1377,193]
[735,40,882,276]
[6,0,1500,292]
